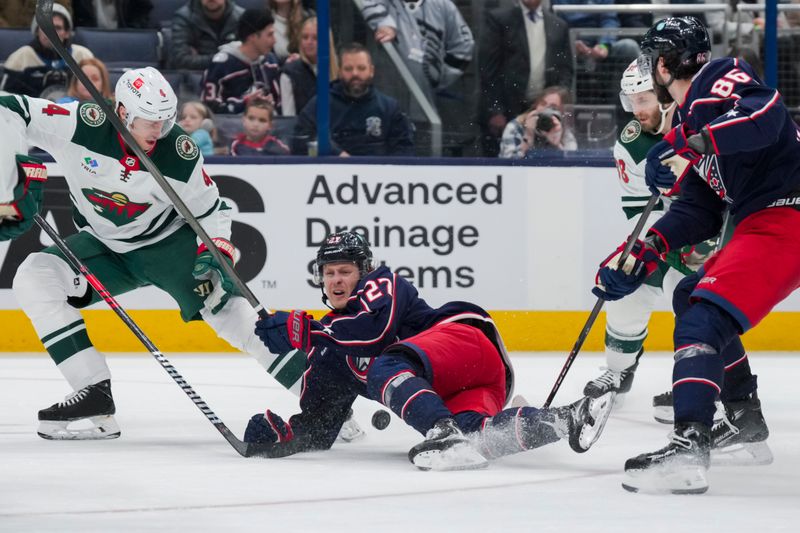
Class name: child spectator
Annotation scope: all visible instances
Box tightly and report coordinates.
[57,57,113,104]
[178,101,216,157]
[230,98,290,156]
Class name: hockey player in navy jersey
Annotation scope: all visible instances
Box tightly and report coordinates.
[246,231,615,470]
[594,17,798,494]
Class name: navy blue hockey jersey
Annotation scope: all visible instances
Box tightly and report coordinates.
[652,57,800,250]
[200,43,281,115]
[276,266,512,451]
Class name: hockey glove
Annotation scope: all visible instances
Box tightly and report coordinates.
[593,233,667,301]
[244,410,294,444]
[192,238,238,314]
[0,156,47,241]
[254,311,292,354]
[287,310,314,352]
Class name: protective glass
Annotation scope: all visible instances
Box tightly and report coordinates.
[130,116,176,139]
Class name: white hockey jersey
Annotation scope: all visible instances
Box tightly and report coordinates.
[0,95,230,253]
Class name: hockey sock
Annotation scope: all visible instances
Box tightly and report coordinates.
[672,300,740,427]
[471,407,563,459]
[720,337,758,402]
[367,353,451,435]
[604,325,646,372]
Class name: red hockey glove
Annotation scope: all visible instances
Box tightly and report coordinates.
[287,310,313,352]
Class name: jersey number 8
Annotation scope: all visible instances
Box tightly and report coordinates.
[710,68,753,98]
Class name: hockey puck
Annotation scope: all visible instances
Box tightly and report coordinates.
[371,409,391,430]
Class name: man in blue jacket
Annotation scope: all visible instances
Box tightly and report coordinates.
[292,43,415,156]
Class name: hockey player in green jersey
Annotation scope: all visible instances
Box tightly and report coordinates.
[584,60,687,407]
[0,67,353,440]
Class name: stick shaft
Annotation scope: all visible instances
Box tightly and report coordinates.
[543,195,660,407]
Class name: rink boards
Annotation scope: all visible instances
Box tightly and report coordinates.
[0,159,797,351]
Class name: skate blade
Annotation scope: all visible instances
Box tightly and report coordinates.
[336,418,366,443]
[412,442,489,471]
[38,415,121,441]
[712,440,774,466]
[622,465,708,495]
[575,392,615,452]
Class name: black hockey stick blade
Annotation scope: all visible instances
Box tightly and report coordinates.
[35,0,269,320]
[543,195,660,407]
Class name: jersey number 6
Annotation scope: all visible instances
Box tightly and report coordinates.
[710,68,752,98]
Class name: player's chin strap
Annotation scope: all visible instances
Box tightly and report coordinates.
[320,288,335,311]
[655,102,677,135]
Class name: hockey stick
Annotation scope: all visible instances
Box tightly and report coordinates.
[33,213,282,458]
[34,0,268,320]
[543,194,660,407]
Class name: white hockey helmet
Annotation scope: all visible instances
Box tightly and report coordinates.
[115,67,178,139]
[619,59,653,112]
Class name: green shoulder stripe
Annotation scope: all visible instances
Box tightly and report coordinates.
[0,94,32,125]
[618,120,662,165]
[150,125,200,184]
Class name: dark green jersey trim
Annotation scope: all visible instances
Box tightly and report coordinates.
[41,319,85,344]
[0,95,32,126]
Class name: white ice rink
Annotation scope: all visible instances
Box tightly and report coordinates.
[1,352,798,532]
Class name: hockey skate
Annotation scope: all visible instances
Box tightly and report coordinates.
[408,418,488,471]
[711,393,773,466]
[652,390,724,425]
[37,380,120,440]
[336,409,365,443]
[583,361,638,408]
[622,422,710,495]
[555,392,616,453]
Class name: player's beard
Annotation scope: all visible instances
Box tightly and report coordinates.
[654,82,674,105]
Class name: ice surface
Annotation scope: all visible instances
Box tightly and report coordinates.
[1,353,798,532]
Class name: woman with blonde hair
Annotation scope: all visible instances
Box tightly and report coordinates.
[267,0,312,62]
[58,57,113,104]
[279,16,338,116]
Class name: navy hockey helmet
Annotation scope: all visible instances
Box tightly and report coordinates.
[638,17,711,80]
[313,231,375,285]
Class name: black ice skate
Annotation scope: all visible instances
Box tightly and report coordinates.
[622,422,710,495]
[336,408,365,443]
[552,392,616,453]
[38,380,120,440]
[652,390,724,425]
[583,360,639,408]
[711,393,773,466]
[408,418,488,471]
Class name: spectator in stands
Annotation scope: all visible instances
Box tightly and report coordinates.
[0,3,94,99]
[230,97,290,156]
[179,101,217,156]
[280,16,338,116]
[72,1,155,29]
[57,57,112,103]
[0,0,71,29]
[478,0,573,157]
[266,0,312,63]
[293,43,414,156]
[200,9,281,114]
[361,0,474,109]
[171,0,243,70]
[499,86,577,158]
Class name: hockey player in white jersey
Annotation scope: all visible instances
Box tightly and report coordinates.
[585,60,688,406]
[0,67,362,441]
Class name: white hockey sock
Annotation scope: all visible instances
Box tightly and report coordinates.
[201,297,303,394]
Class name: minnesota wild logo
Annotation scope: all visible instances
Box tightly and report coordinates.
[79,103,106,127]
[82,188,151,226]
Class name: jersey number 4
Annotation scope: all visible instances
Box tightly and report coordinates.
[710,69,752,98]
[41,104,70,116]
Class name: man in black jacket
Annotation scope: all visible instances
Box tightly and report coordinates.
[293,43,414,157]
[170,0,243,70]
[478,0,573,156]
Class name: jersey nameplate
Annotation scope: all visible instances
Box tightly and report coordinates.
[620,120,641,144]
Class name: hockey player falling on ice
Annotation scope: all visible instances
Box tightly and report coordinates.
[244,231,615,470]
[0,67,361,441]
[594,17,797,494]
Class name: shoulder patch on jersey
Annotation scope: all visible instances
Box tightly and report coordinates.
[79,103,106,127]
[620,120,641,144]
[176,134,199,160]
